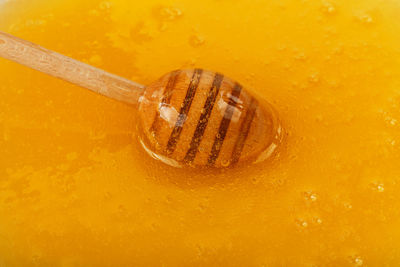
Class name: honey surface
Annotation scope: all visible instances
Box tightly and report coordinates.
[1,0,400,266]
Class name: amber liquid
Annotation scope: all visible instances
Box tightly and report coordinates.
[0,0,400,265]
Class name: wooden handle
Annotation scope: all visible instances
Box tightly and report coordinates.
[0,31,145,106]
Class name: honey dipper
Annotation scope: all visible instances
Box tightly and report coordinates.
[0,31,284,168]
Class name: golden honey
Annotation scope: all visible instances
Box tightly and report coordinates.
[0,0,400,265]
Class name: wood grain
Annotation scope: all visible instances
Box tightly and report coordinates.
[0,31,145,106]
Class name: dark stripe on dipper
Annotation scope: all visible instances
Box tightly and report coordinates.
[149,70,181,135]
[183,73,224,164]
[166,69,203,155]
[207,82,242,166]
[230,97,258,165]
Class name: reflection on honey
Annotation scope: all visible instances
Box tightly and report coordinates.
[0,0,400,265]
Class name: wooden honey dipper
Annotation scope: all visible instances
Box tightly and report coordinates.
[0,31,284,168]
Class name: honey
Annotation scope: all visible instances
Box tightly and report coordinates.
[0,0,400,265]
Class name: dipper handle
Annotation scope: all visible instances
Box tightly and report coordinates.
[0,31,145,106]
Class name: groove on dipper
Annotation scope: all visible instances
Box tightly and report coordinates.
[207,82,242,166]
[166,69,203,155]
[230,97,258,165]
[183,73,224,164]
[149,70,181,136]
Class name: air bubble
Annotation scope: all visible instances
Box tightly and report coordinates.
[371,182,385,193]
[344,202,353,209]
[387,117,398,126]
[354,256,363,266]
[356,13,374,25]
[321,1,336,14]
[309,73,320,83]
[25,19,47,27]
[156,6,183,21]
[99,1,112,10]
[304,191,318,202]
[294,52,307,61]
[189,34,205,47]
[377,184,385,192]
[296,219,309,228]
[221,159,231,167]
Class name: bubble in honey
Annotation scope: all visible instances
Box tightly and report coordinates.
[355,13,374,25]
[99,1,112,10]
[189,34,205,47]
[314,217,322,224]
[303,191,318,202]
[221,159,231,167]
[370,182,385,193]
[352,256,364,266]
[386,117,398,126]
[321,1,336,15]
[294,52,307,61]
[296,219,309,228]
[377,183,385,193]
[308,73,320,83]
[309,194,318,202]
[389,139,396,146]
[25,19,47,27]
[154,6,183,21]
